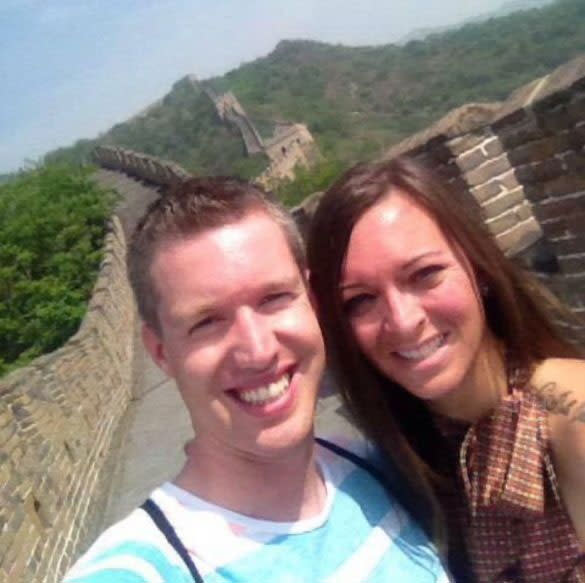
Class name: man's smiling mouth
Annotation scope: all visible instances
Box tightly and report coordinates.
[234,374,291,405]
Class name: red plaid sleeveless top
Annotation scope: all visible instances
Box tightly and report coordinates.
[433,388,585,582]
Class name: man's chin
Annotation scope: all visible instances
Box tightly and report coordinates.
[249,426,316,459]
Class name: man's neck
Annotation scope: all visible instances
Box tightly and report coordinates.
[174,436,326,522]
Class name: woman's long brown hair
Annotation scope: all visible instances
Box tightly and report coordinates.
[307,156,581,545]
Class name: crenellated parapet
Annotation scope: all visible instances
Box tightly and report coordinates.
[256,123,320,188]
[0,216,137,583]
[203,86,320,185]
[93,146,191,187]
[204,88,265,155]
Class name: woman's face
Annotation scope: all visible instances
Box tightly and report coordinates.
[340,189,488,406]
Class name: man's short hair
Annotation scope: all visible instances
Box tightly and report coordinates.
[127,177,306,333]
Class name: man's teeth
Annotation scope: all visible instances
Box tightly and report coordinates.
[396,335,445,361]
[238,376,290,405]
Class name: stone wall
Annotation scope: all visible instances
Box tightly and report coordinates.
[381,101,546,257]
[206,89,265,155]
[490,57,585,327]
[0,216,136,583]
[257,123,320,188]
[93,146,191,187]
[202,85,320,186]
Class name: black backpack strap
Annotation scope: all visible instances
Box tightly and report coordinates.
[141,498,204,583]
[315,436,392,488]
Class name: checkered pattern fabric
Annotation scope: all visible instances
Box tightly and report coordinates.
[433,388,585,583]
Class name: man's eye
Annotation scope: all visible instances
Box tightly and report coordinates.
[342,293,374,316]
[189,316,216,334]
[263,292,293,306]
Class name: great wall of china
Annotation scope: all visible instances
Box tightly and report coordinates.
[200,79,320,186]
[1,54,584,583]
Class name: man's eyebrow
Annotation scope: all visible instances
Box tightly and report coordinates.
[167,274,303,321]
[262,273,303,291]
[167,301,216,325]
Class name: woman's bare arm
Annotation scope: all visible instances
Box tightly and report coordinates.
[531,358,585,546]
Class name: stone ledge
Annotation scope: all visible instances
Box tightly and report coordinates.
[381,103,502,160]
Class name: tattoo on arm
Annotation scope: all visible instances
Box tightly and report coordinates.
[532,382,585,424]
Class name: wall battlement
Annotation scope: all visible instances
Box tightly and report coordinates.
[203,85,319,185]
[204,88,265,155]
[2,54,584,583]
[92,146,191,187]
[0,216,136,583]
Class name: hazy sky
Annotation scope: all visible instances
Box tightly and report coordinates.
[0,0,514,173]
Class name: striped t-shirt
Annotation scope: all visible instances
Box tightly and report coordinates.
[64,441,450,582]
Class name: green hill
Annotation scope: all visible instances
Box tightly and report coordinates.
[46,78,268,180]
[46,0,585,178]
[0,165,116,375]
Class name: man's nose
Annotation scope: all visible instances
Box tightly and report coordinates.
[381,288,425,337]
[231,309,277,369]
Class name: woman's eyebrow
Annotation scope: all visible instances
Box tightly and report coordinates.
[402,250,444,270]
[339,282,363,294]
[340,250,444,291]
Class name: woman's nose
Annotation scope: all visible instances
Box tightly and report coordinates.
[380,288,425,337]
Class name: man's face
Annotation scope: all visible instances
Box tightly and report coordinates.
[143,211,325,459]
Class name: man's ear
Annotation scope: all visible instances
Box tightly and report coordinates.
[142,323,172,377]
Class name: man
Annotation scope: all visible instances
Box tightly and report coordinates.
[64,177,449,582]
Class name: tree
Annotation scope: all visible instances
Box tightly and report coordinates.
[0,165,116,376]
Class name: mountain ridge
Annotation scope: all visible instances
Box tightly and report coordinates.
[45,0,585,182]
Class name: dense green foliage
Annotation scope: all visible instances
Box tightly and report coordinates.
[0,173,17,185]
[0,165,116,376]
[275,159,346,207]
[45,0,585,189]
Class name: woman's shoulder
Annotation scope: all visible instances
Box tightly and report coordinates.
[531,356,585,379]
[528,357,585,435]
[530,358,585,542]
[529,357,585,480]
[530,358,585,406]
[529,357,585,414]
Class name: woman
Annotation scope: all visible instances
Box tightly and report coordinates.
[307,156,585,583]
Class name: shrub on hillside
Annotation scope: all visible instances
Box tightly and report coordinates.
[275,159,346,208]
[0,165,117,376]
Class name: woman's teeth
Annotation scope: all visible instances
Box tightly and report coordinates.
[238,375,290,405]
[396,335,446,361]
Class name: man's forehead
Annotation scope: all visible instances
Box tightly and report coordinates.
[150,214,304,326]
[151,212,300,287]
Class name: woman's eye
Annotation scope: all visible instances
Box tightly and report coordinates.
[414,265,444,284]
[342,293,374,316]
